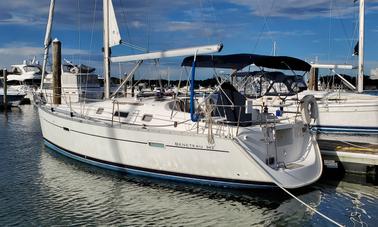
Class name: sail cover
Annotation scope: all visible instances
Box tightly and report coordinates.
[181,54,311,71]
[109,0,121,47]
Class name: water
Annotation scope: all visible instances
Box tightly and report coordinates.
[0,106,377,226]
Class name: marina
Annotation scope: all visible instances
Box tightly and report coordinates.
[0,0,377,226]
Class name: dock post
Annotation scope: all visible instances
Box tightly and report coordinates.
[308,67,318,91]
[52,38,62,105]
[131,74,135,97]
[123,73,127,97]
[3,69,8,110]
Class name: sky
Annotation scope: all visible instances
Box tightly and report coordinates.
[0,0,378,80]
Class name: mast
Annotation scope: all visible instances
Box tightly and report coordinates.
[358,0,365,93]
[40,0,55,90]
[103,0,110,99]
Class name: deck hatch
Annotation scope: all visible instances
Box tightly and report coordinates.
[114,111,129,118]
[142,114,153,122]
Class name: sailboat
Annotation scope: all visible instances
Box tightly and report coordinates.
[36,0,323,189]
[292,0,378,145]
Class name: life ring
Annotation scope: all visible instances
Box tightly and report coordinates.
[300,95,318,124]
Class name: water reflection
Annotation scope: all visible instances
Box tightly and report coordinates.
[38,145,326,226]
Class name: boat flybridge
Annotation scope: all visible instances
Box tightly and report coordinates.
[40,60,103,104]
[5,59,42,101]
[37,0,322,189]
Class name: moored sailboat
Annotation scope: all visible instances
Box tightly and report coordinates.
[36,0,323,189]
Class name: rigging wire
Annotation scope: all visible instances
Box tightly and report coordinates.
[118,0,148,56]
[207,0,222,43]
[77,0,81,66]
[120,41,147,52]
[328,0,333,62]
[330,1,359,70]
[252,0,277,53]
[146,0,151,52]
[82,0,98,110]
[347,1,360,68]
[76,0,84,114]
[198,0,210,45]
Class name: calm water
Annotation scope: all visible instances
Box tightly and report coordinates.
[0,106,377,226]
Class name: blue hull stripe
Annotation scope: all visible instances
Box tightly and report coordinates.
[43,139,275,189]
[312,125,378,134]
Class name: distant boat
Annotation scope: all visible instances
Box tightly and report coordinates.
[40,60,103,103]
[36,0,322,189]
[0,87,26,107]
[294,0,378,144]
[6,59,43,101]
[288,89,378,144]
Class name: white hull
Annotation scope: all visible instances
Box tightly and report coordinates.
[0,88,26,106]
[265,91,378,144]
[307,92,378,145]
[38,105,322,189]
[314,100,378,135]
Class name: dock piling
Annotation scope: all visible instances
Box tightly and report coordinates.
[308,67,319,91]
[131,74,135,97]
[52,39,62,105]
[3,69,8,110]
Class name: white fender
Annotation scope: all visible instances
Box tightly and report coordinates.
[300,95,318,124]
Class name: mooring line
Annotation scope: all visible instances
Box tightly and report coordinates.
[234,139,344,226]
[274,183,344,227]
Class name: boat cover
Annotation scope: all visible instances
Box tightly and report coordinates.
[181,54,311,71]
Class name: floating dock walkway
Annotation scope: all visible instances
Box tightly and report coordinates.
[319,140,378,175]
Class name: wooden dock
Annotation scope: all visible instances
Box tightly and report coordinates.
[319,139,378,175]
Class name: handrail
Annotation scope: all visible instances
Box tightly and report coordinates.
[111,99,121,126]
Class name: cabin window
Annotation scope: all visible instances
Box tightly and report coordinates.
[142,114,153,122]
[168,99,191,113]
[24,79,33,85]
[114,111,129,118]
[78,74,99,85]
[11,67,22,75]
[96,108,104,114]
[24,66,41,73]
[6,81,21,86]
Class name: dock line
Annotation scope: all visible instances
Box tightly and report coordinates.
[275,183,344,227]
[233,139,344,226]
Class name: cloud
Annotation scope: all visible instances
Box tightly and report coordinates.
[0,42,91,68]
[0,1,50,25]
[163,21,197,32]
[226,0,378,20]
[260,30,316,37]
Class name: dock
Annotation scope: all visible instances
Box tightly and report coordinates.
[319,139,378,175]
